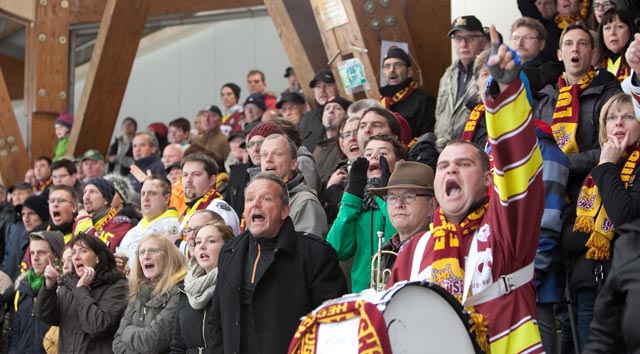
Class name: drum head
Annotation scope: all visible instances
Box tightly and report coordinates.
[384,283,480,354]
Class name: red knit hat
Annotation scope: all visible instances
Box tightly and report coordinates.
[247,121,284,140]
[392,112,413,145]
[54,111,73,130]
[148,122,168,137]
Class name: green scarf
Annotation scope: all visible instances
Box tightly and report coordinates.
[27,268,45,293]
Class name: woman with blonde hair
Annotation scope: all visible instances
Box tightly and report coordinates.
[566,92,640,349]
[112,233,187,354]
[171,221,233,353]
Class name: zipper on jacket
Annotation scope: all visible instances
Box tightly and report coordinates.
[251,243,261,284]
[200,307,207,353]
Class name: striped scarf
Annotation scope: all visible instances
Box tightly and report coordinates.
[461,103,486,142]
[380,79,419,108]
[551,70,595,154]
[288,300,392,354]
[554,0,589,29]
[574,146,640,260]
[604,56,631,82]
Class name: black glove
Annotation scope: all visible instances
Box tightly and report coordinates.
[347,157,369,199]
[487,42,521,85]
[379,155,391,187]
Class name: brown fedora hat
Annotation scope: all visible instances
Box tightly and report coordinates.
[370,161,434,198]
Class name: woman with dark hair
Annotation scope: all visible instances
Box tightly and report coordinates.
[36,233,129,354]
[597,8,636,82]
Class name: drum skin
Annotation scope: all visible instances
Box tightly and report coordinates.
[310,281,485,354]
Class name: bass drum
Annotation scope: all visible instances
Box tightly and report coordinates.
[308,281,484,354]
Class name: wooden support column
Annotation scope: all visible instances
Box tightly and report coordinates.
[24,0,70,162]
[0,53,24,100]
[309,0,418,100]
[0,69,30,186]
[264,0,327,106]
[405,0,452,96]
[67,0,150,156]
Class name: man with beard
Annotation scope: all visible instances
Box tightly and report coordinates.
[379,47,436,138]
[73,178,133,252]
[180,154,239,235]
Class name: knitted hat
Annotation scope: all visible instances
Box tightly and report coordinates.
[325,96,352,111]
[393,112,413,145]
[383,47,411,67]
[54,111,73,130]
[86,178,116,204]
[30,230,64,259]
[148,122,168,138]
[244,93,267,111]
[247,121,284,140]
[17,195,50,222]
[104,173,134,203]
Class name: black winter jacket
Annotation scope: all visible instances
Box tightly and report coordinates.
[208,217,347,354]
[8,277,50,354]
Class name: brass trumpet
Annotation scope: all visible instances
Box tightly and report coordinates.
[370,230,397,291]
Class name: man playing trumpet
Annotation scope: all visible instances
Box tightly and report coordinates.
[369,161,438,289]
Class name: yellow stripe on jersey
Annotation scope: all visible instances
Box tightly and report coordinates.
[493,149,543,203]
[490,318,543,354]
[486,86,530,140]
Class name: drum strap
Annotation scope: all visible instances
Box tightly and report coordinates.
[463,261,534,307]
[410,230,432,281]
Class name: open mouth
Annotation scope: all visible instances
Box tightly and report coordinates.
[144,264,155,271]
[446,180,461,197]
[570,56,579,63]
[264,166,276,173]
[199,253,209,261]
[53,211,61,218]
[251,213,266,223]
[349,144,360,152]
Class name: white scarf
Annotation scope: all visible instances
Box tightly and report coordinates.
[183,262,218,310]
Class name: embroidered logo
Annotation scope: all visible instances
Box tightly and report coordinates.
[553,126,571,150]
[432,264,464,296]
[600,217,614,233]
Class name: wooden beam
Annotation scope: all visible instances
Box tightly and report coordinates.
[68,0,262,24]
[405,0,451,96]
[0,0,36,23]
[0,68,30,186]
[24,0,70,160]
[264,0,327,107]
[0,53,24,100]
[68,0,150,156]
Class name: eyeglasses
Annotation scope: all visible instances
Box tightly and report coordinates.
[137,248,162,257]
[450,34,485,43]
[510,35,542,42]
[246,140,264,149]
[592,1,615,10]
[382,62,407,70]
[384,193,431,205]
[182,227,195,236]
[605,114,636,123]
[340,129,359,139]
[48,198,72,204]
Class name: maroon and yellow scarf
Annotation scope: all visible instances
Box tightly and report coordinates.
[574,146,640,260]
[551,70,596,154]
[461,104,486,142]
[179,188,223,223]
[430,203,490,351]
[554,0,589,29]
[380,79,419,109]
[288,300,392,354]
[602,56,631,82]
[34,178,52,194]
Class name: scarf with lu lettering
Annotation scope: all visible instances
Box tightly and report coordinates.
[551,70,595,154]
[574,146,640,260]
[461,104,486,142]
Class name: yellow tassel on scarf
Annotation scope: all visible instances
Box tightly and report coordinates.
[585,231,612,260]
[469,311,490,353]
